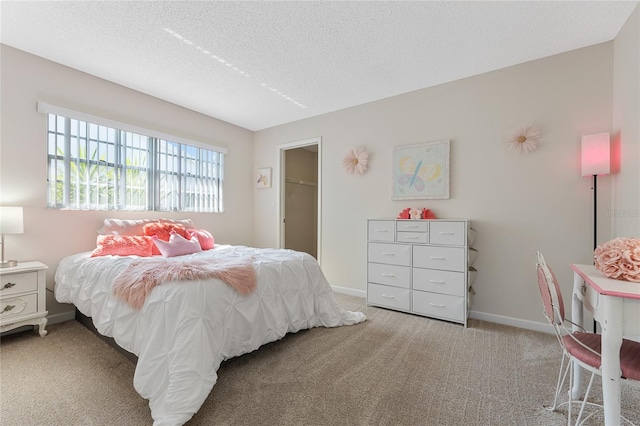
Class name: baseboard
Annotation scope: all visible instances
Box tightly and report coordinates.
[0,311,76,337]
[469,310,553,334]
[47,310,76,325]
[330,285,553,334]
[331,285,366,298]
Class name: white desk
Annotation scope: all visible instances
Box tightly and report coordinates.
[571,264,640,426]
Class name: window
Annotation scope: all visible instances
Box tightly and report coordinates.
[45,110,224,212]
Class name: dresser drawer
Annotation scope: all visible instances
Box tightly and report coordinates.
[0,272,38,297]
[397,221,428,232]
[412,291,465,322]
[368,263,410,289]
[368,243,411,266]
[368,283,410,311]
[413,268,465,296]
[368,221,395,242]
[0,293,38,320]
[413,246,465,272]
[397,232,428,244]
[429,221,465,246]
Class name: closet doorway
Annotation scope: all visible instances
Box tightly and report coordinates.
[278,137,321,262]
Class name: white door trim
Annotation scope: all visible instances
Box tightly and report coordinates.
[277,137,322,265]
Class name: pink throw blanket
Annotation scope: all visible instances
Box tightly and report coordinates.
[113,257,256,309]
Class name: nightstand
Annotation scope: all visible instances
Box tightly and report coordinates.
[0,261,48,336]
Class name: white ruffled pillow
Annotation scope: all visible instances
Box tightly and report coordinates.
[97,218,196,235]
[153,232,202,257]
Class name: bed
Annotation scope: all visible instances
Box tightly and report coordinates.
[54,236,365,426]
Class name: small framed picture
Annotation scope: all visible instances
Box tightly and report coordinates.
[256,167,272,189]
[392,139,450,200]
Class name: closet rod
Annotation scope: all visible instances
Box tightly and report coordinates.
[285,177,315,187]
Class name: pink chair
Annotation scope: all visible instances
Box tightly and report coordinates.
[535,251,640,425]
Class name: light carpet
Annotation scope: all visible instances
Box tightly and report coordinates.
[1,293,638,425]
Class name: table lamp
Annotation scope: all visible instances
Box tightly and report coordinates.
[0,206,24,268]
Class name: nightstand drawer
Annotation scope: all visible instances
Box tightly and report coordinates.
[0,272,38,297]
[0,293,38,320]
[368,263,410,288]
[413,268,465,296]
[368,243,411,266]
[368,283,410,311]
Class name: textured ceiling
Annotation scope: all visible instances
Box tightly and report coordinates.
[1,1,637,131]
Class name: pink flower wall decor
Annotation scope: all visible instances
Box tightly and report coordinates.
[342,147,369,175]
[506,124,541,155]
[594,237,640,282]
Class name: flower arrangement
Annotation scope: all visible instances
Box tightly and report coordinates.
[594,237,640,282]
[397,208,437,220]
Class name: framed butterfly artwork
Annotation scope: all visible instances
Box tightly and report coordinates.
[392,139,450,200]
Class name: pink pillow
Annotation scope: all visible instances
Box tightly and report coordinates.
[143,222,189,255]
[153,232,202,258]
[91,235,154,257]
[186,229,215,250]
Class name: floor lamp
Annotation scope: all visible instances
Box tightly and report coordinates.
[581,132,610,332]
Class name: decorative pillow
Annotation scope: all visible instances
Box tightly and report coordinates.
[97,218,196,235]
[90,235,154,257]
[143,222,189,255]
[153,232,202,258]
[186,229,215,250]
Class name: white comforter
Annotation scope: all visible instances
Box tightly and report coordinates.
[55,245,365,425]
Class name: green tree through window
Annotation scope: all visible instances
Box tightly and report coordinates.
[47,114,223,212]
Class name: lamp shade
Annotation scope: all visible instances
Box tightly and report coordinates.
[0,206,24,234]
[581,133,610,176]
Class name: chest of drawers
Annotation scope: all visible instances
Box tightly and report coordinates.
[367,219,477,326]
[0,261,48,336]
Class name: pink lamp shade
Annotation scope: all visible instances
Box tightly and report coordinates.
[581,133,610,176]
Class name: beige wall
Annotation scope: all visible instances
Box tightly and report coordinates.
[3,13,637,331]
[0,45,255,321]
[254,43,615,329]
[612,5,640,237]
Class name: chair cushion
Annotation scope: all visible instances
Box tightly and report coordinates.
[621,338,640,381]
[563,332,640,380]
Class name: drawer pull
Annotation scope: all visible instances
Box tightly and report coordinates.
[375,229,388,233]
[1,282,16,291]
[382,252,396,256]
[381,273,396,277]
[439,232,455,235]
[1,299,26,315]
[381,294,395,299]
[429,256,446,260]
[404,236,420,240]
[429,303,446,308]
[405,225,419,229]
[429,280,445,284]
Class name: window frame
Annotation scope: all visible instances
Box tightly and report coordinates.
[40,102,226,213]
